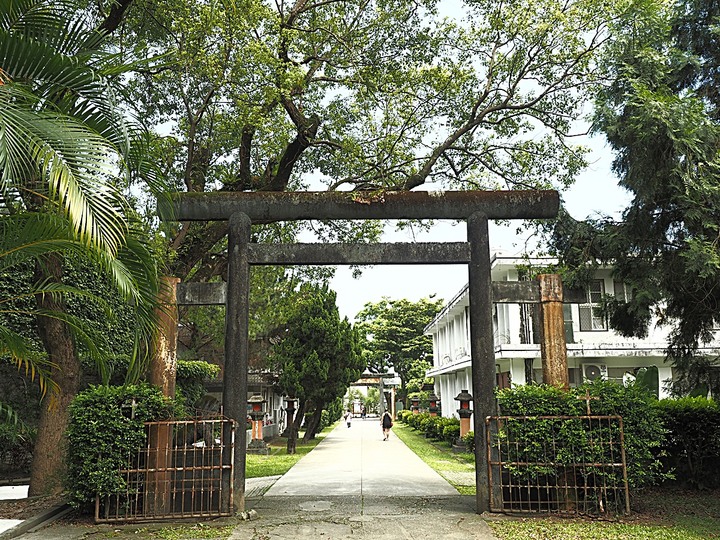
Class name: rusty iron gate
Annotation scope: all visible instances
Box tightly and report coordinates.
[95,416,235,523]
[486,415,630,516]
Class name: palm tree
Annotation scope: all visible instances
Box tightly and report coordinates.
[0,0,164,494]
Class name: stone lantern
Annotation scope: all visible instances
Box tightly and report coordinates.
[247,393,269,455]
[283,396,297,435]
[284,396,298,455]
[410,396,420,414]
[455,389,473,438]
[428,393,439,416]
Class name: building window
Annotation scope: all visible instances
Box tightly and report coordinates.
[579,279,607,331]
[613,280,632,302]
[563,303,575,343]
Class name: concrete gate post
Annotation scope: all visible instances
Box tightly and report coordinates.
[467,213,495,514]
[223,212,251,513]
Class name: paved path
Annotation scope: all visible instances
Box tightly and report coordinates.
[236,417,499,539]
[263,415,458,497]
[0,486,27,535]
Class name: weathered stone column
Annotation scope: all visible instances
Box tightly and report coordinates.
[150,276,181,396]
[538,274,569,389]
[468,212,494,514]
[223,212,251,512]
[147,276,180,516]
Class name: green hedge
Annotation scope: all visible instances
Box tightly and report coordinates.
[496,381,668,489]
[655,397,720,489]
[66,383,182,508]
[398,410,460,446]
[462,430,475,453]
[176,359,220,408]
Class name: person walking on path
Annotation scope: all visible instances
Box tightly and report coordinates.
[381,410,393,440]
[345,410,352,428]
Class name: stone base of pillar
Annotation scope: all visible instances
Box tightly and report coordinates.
[247,439,269,455]
[452,440,469,453]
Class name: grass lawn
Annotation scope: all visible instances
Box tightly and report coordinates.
[392,422,476,495]
[392,422,720,540]
[245,424,332,478]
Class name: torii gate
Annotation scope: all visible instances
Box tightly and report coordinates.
[164,190,561,514]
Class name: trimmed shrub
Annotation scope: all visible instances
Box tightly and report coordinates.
[415,412,431,433]
[424,416,444,439]
[462,430,475,453]
[496,381,668,489]
[176,360,220,408]
[656,397,720,489]
[398,410,413,424]
[66,383,181,509]
[442,422,460,445]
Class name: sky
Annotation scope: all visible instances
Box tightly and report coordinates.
[329,136,632,321]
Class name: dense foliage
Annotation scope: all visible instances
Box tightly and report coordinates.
[496,382,668,489]
[355,297,444,401]
[398,410,461,447]
[656,397,720,489]
[175,359,221,409]
[65,383,181,508]
[545,0,720,396]
[0,0,164,495]
[110,0,625,294]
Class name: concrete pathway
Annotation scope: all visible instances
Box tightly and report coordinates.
[264,415,458,497]
[0,486,28,535]
[237,417,499,539]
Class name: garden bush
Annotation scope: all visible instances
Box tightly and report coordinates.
[496,381,668,488]
[442,421,460,445]
[66,383,182,509]
[176,360,220,409]
[655,397,720,489]
[398,410,413,424]
[418,413,433,434]
[423,415,444,439]
[462,430,475,453]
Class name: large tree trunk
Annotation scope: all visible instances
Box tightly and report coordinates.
[302,405,323,441]
[28,253,81,496]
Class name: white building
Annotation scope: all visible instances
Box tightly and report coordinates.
[425,252,720,418]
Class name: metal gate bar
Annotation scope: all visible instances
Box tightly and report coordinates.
[486,415,630,516]
[95,416,235,523]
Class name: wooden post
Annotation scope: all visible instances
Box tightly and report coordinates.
[538,274,569,389]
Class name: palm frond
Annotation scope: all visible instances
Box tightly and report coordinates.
[0,85,127,254]
[0,401,20,425]
[0,0,67,37]
[0,327,57,397]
